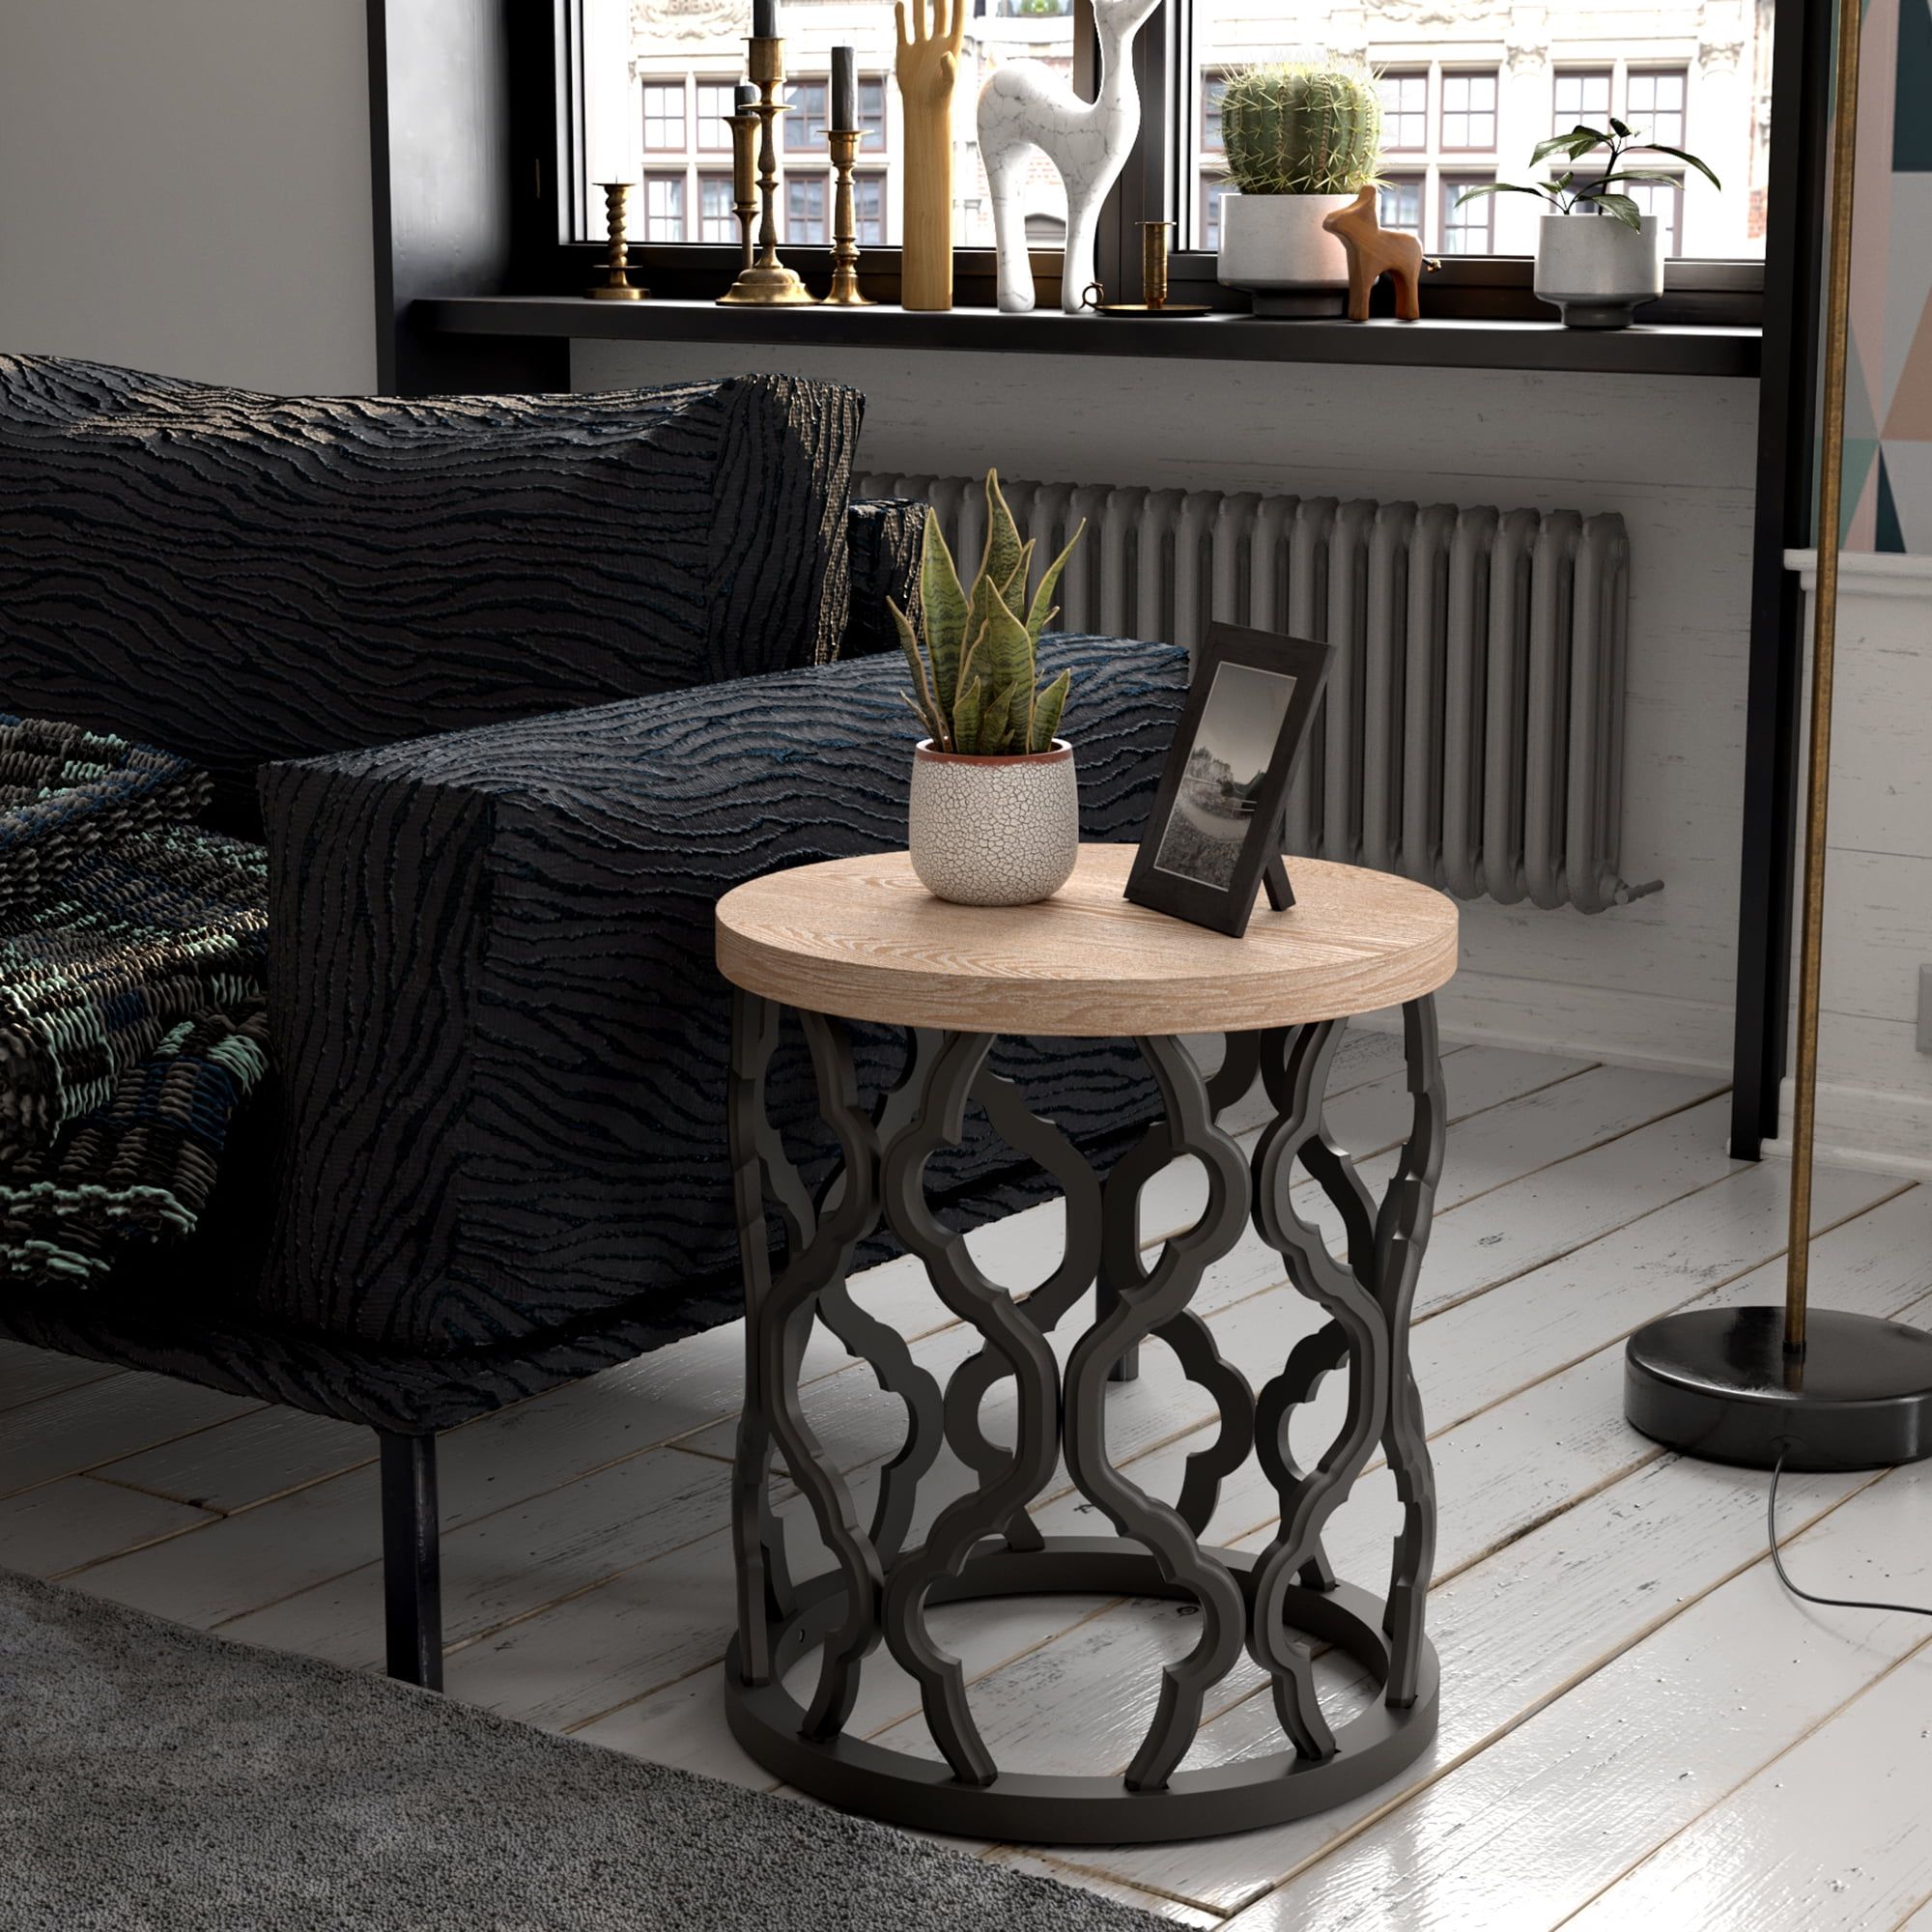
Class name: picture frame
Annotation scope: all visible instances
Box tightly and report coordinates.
[1123,623,1335,938]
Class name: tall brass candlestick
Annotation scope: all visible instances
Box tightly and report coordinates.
[824,128,872,306]
[586,182,647,301]
[719,37,813,305]
[724,99,759,276]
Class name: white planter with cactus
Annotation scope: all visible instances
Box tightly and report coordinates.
[1214,62,1382,318]
[894,470,1085,907]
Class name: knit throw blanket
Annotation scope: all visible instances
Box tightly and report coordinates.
[0,719,269,1291]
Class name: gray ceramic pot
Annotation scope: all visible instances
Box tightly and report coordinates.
[907,740,1079,906]
[1533,213,1663,328]
[1216,192,1357,318]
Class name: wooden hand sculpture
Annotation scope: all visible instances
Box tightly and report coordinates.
[1321,187,1438,323]
[895,0,965,311]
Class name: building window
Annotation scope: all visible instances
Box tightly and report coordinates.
[1625,175,1685,251]
[1202,71,1230,154]
[859,77,887,151]
[785,173,828,243]
[698,171,737,242]
[642,171,686,241]
[641,81,685,154]
[1439,71,1497,152]
[1627,68,1689,150]
[1441,176,1494,253]
[785,78,828,151]
[1202,178,1234,249]
[696,80,736,152]
[1378,176,1423,238]
[1551,69,1612,135]
[1378,71,1428,153]
[855,171,888,244]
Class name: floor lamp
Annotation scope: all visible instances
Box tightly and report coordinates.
[1623,0,1932,1469]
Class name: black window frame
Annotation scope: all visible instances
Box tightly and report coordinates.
[517,0,1765,324]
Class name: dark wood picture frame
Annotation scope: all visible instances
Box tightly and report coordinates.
[1123,624,1334,938]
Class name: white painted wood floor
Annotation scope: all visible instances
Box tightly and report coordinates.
[7,1034,1932,1930]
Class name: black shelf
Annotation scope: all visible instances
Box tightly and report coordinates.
[417,295,1761,380]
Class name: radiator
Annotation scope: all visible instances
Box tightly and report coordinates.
[860,471,1659,914]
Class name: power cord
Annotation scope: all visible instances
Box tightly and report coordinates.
[1768,1446,1932,1619]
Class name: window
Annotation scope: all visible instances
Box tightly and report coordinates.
[1627,68,1688,150]
[1626,175,1684,252]
[1441,177,1494,253]
[855,171,888,245]
[785,78,828,152]
[1439,71,1497,152]
[642,171,686,242]
[785,174,828,244]
[641,81,685,154]
[1379,71,1428,153]
[1202,178,1235,249]
[696,80,736,153]
[860,76,887,152]
[1378,176,1424,238]
[1551,69,1612,136]
[698,172,737,242]
[1202,71,1230,154]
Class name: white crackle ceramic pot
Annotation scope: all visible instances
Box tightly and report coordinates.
[908,740,1079,906]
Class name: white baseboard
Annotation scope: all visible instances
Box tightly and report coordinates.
[1763,1074,1932,1179]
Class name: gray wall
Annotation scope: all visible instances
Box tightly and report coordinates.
[581,341,1760,1076]
[0,0,378,394]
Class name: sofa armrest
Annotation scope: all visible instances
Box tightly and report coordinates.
[838,497,925,662]
[256,636,1187,1356]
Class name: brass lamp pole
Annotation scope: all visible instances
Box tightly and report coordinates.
[1623,0,1932,1469]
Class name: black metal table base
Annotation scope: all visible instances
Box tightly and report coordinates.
[725,996,1445,1846]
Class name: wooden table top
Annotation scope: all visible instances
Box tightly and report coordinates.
[715,845,1458,1037]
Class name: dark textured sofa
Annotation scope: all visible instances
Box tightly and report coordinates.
[0,355,1186,1682]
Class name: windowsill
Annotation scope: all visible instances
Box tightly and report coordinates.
[417,295,1761,379]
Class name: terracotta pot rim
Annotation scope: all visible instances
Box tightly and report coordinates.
[913,739,1072,767]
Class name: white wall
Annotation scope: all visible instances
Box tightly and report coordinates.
[581,341,1759,1075]
[1770,555,1932,1175]
[0,1,377,395]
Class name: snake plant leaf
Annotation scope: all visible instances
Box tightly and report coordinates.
[892,598,948,748]
[1026,521,1086,643]
[1029,668,1071,753]
[919,509,971,717]
[974,577,1036,718]
[952,675,986,755]
[980,683,1024,753]
[978,469,1025,615]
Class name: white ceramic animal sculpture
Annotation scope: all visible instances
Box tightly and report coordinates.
[977,0,1165,315]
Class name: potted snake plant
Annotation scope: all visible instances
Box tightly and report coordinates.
[1214,61,1382,318]
[893,470,1085,906]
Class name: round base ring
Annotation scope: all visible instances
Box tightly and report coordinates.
[724,1535,1437,1846]
[1625,1305,1932,1470]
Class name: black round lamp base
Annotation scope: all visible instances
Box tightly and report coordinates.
[1625,1306,1932,1470]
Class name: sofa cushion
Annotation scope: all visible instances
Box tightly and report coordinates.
[0,355,862,830]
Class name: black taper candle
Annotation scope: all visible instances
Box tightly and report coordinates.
[752,0,779,39]
[831,45,857,131]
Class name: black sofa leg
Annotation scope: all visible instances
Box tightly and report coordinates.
[379,1431,442,1690]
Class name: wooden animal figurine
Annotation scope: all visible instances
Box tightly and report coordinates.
[895,0,966,311]
[1321,187,1437,322]
[978,0,1164,315]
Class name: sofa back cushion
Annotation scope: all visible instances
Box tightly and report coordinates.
[0,356,861,829]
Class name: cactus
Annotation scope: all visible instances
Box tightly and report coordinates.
[1219,62,1382,197]
[893,469,1084,756]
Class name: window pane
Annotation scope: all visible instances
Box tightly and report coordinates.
[959,6,1072,249]
[698,172,738,242]
[642,172,686,242]
[785,79,828,151]
[696,80,736,153]
[785,174,828,243]
[641,81,685,153]
[859,77,887,151]
[1378,176,1423,237]
[1441,176,1493,253]
[1183,0,1770,261]
[856,171,888,245]
[1202,178,1234,249]
[1625,174,1684,251]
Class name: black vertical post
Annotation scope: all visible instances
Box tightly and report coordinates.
[380,1431,443,1690]
[1729,0,1835,1158]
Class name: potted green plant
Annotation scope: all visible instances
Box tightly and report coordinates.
[1459,120,1721,328]
[893,470,1084,906]
[1214,61,1382,318]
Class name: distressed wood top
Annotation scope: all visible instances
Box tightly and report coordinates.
[714,845,1458,1037]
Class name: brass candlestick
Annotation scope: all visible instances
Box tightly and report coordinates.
[824,128,872,306]
[1140,220,1173,310]
[719,37,813,305]
[586,182,647,301]
[724,103,759,277]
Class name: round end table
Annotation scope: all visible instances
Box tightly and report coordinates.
[714,844,1458,1845]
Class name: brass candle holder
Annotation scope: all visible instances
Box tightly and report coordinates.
[586,182,647,301]
[724,101,759,278]
[719,37,813,305]
[824,128,872,306]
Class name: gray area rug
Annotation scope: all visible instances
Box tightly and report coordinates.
[0,1571,1168,1931]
